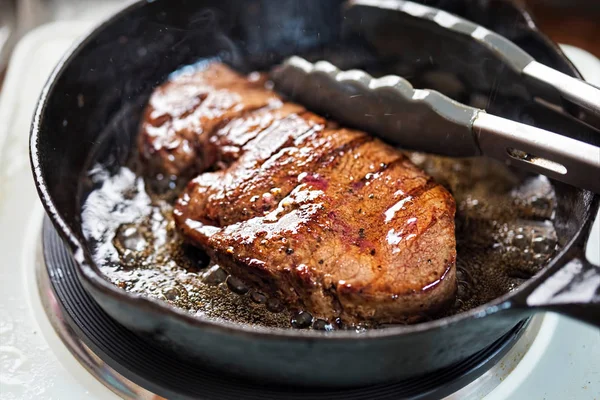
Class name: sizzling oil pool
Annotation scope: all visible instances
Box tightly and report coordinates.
[81,154,558,331]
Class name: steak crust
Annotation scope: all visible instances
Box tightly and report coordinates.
[138,63,282,179]
[141,63,457,324]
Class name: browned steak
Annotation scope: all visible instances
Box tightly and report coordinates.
[138,63,283,179]
[142,63,457,324]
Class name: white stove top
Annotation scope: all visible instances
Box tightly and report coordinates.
[0,21,599,400]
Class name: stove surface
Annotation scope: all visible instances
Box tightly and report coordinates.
[0,21,599,400]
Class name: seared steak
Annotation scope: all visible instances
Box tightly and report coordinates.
[142,63,457,324]
[139,63,282,178]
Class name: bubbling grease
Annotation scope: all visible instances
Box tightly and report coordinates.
[81,150,558,330]
[406,154,557,316]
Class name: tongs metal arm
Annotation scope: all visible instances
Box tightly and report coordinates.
[272,57,600,193]
[523,61,600,118]
[348,0,600,125]
[474,113,600,192]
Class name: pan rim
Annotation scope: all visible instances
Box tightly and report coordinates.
[29,0,600,341]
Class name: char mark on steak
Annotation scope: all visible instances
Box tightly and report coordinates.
[140,63,457,324]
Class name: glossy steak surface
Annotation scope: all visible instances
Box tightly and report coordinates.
[139,63,458,323]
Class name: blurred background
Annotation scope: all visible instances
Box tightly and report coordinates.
[524,0,600,56]
[1,0,599,87]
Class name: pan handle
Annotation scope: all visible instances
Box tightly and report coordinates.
[510,218,600,327]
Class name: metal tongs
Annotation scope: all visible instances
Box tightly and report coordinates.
[270,2,600,193]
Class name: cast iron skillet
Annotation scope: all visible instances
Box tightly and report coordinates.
[30,0,600,387]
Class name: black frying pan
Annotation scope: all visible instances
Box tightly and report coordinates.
[30,0,600,387]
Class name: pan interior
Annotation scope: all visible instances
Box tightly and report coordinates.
[78,59,559,331]
[35,0,593,333]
